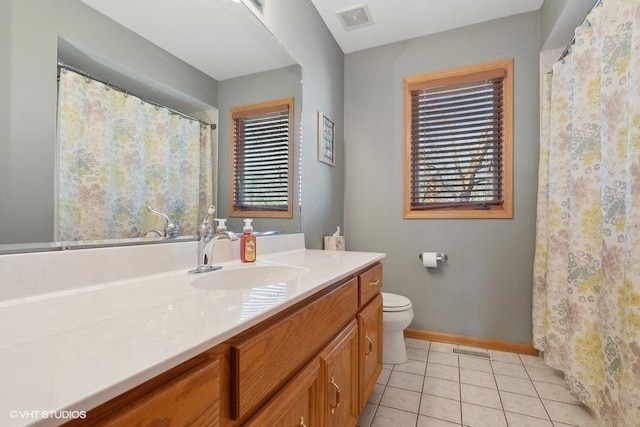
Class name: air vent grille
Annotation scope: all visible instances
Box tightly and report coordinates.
[337,4,373,30]
[452,348,491,359]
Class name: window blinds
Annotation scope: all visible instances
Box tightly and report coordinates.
[232,104,290,212]
[409,74,504,210]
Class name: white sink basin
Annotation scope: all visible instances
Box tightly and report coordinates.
[190,265,309,290]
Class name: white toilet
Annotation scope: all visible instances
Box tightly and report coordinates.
[381,292,414,364]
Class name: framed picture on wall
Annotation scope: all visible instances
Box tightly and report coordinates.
[317,111,335,166]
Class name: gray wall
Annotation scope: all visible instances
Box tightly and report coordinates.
[255,0,345,249]
[217,65,303,233]
[344,12,541,344]
[1,0,218,244]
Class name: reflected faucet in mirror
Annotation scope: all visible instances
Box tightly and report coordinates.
[146,207,180,239]
[190,206,238,274]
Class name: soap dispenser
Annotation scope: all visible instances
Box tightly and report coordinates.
[214,218,227,233]
[240,218,256,262]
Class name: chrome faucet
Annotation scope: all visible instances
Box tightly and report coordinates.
[147,206,180,239]
[189,206,237,274]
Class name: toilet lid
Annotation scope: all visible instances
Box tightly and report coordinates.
[381,292,412,312]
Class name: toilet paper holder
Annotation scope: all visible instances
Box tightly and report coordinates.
[419,252,448,264]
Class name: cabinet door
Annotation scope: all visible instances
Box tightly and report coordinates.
[319,320,359,427]
[245,359,320,427]
[357,293,383,410]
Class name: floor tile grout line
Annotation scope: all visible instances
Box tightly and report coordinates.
[489,352,510,425]
[457,350,463,425]
[368,400,380,427]
[423,347,464,425]
[377,402,421,415]
[523,357,555,424]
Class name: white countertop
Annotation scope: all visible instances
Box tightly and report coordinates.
[0,247,384,426]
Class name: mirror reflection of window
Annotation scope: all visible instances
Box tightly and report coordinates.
[229,98,294,219]
[56,67,215,241]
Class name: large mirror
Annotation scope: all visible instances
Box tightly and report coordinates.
[0,0,302,253]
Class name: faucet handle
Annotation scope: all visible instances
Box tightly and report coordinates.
[205,205,215,221]
[197,205,216,239]
[147,206,180,239]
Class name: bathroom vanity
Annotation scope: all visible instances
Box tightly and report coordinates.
[68,262,383,426]
[0,234,384,426]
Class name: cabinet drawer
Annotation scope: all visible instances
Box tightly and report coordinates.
[358,263,382,307]
[99,359,220,426]
[230,278,358,420]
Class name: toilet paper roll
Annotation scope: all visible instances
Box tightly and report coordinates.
[421,252,438,268]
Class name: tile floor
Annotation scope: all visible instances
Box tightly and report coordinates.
[357,339,599,427]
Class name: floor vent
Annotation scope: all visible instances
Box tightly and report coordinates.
[452,348,491,359]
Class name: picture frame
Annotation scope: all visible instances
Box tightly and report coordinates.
[317,111,335,166]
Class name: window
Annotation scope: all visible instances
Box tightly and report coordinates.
[230,98,294,218]
[403,59,513,219]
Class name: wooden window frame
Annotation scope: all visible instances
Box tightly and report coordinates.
[229,98,294,218]
[403,59,513,219]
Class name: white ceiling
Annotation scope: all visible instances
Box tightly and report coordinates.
[81,0,297,81]
[80,0,547,80]
[309,0,545,53]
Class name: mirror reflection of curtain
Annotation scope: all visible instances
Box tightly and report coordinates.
[56,69,213,241]
[533,1,640,425]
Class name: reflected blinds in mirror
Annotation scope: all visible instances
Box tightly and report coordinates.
[231,98,294,217]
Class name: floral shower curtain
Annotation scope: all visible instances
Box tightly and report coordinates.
[533,0,640,426]
[56,69,214,241]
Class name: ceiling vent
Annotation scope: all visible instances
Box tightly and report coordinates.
[337,4,373,31]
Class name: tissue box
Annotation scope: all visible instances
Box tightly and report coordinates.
[324,236,345,251]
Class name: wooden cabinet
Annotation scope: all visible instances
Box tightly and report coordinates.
[104,359,220,426]
[71,356,221,426]
[320,320,359,427]
[245,359,320,427]
[70,262,383,427]
[229,277,358,420]
[358,293,383,411]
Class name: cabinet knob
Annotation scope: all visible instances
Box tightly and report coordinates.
[299,415,307,427]
[329,376,341,414]
[365,335,373,358]
[369,279,381,287]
